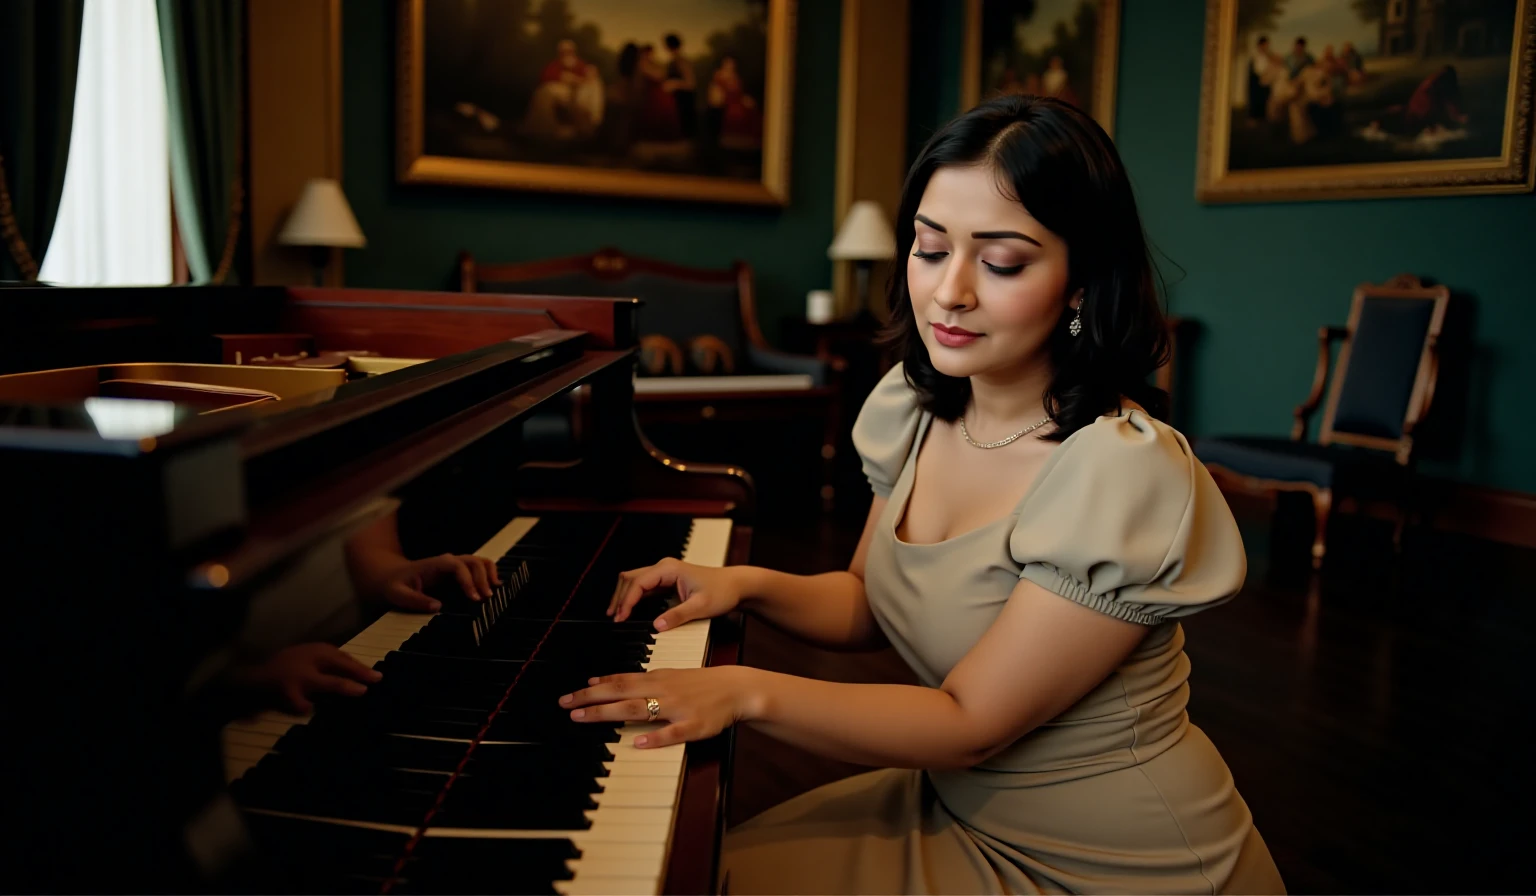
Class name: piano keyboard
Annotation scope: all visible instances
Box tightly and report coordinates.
[221,513,733,895]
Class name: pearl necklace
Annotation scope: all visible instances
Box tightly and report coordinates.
[959,414,1052,449]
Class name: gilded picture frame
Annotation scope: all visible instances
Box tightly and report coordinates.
[960,0,1121,136]
[1195,0,1535,203]
[396,0,797,206]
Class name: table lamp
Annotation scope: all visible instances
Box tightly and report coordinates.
[828,199,896,319]
[278,178,366,286]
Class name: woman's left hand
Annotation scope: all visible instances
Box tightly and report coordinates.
[559,666,762,749]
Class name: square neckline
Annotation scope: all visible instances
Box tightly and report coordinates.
[890,404,1142,549]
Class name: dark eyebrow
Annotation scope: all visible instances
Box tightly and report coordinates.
[972,230,1042,247]
[913,214,946,232]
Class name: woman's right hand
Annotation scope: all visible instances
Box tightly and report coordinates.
[608,558,744,630]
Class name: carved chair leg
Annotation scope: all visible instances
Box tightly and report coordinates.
[1310,488,1333,571]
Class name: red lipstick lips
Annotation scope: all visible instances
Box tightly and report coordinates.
[931,322,980,348]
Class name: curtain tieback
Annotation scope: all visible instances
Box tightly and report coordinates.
[0,154,40,281]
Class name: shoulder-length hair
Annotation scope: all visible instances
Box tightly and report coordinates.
[880,94,1170,440]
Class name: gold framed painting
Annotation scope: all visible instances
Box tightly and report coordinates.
[396,0,796,206]
[960,0,1121,135]
[1196,0,1535,202]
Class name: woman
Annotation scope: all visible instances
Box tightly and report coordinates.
[633,44,682,144]
[561,95,1285,894]
[708,55,763,151]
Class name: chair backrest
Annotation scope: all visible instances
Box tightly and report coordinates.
[1320,274,1449,462]
[458,248,765,375]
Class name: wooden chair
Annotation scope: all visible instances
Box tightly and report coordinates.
[458,248,846,512]
[1196,274,1450,569]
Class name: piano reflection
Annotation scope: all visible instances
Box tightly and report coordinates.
[0,286,752,894]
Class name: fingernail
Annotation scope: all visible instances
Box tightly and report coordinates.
[588,677,599,685]
[559,694,572,705]
[571,709,586,719]
[368,670,383,681]
[655,618,669,631]
[635,735,649,747]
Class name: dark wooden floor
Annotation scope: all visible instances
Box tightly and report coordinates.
[732,496,1536,895]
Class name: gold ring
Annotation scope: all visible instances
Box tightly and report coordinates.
[645,697,661,721]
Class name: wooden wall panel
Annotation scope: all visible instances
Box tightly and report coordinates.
[833,0,910,318]
[248,0,344,286]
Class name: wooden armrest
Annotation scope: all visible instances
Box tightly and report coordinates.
[1291,326,1348,440]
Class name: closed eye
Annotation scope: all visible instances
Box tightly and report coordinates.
[912,250,948,261]
[984,262,1024,276]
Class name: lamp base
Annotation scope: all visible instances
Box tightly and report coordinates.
[849,261,873,320]
[306,246,330,287]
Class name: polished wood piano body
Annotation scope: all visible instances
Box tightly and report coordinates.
[0,285,753,893]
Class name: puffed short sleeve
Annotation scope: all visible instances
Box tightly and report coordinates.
[1009,410,1247,624]
[850,363,925,499]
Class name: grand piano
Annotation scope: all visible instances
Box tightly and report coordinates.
[0,285,754,894]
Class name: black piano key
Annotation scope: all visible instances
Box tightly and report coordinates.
[271,726,614,777]
[483,711,622,745]
[234,760,447,827]
[392,837,579,894]
[432,779,599,830]
[241,812,412,893]
[273,726,473,773]
[401,617,655,662]
[241,813,583,895]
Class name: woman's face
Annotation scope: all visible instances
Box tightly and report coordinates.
[906,164,1075,381]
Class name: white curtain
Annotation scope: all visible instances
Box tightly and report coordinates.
[40,0,171,286]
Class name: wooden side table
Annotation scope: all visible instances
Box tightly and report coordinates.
[781,313,886,516]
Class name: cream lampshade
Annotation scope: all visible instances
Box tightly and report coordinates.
[828,200,895,318]
[278,178,366,285]
[828,200,896,261]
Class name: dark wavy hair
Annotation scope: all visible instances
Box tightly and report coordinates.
[880,94,1170,441]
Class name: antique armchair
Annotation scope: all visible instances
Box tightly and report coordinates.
[1196,275,1450,569]
[458,248,846,512]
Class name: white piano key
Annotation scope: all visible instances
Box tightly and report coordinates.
[682,517,733,568]
[563,842,665,876]
[590,788,680,809]
[223,730,281,752]
[475,516,540,561]
[599,775,683,794]
[224,717,299,736]
[555,875,660,896]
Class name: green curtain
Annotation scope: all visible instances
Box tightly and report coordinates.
[157,0,243,284]
[0,0,84,282]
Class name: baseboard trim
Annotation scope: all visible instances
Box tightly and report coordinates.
[1332,480,1535,551]
[1419,481,1536,551]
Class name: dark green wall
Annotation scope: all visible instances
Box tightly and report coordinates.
[341,0,841,342]
[909,0,1536,494]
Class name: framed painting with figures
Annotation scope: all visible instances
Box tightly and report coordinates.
[396,0,795,205]
[1196,0,1535,202]
[961,0,1121,135]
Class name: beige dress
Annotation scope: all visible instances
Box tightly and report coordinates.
[720,364,1285,895]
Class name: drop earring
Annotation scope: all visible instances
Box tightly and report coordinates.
[1068,305,1082,337]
